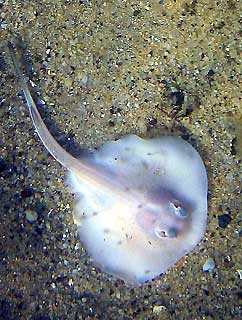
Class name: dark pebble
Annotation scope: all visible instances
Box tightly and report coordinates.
[21,187,35,198]
[0,52,7,71]
[231,137,237,155]
[34,201,46,214]
[169,91,184,107]
[148,118,157,126]
[218,213,232,228]
[207,69,215,85]
[0,158,16,177]
[133,10,141,17]
[0,158,8,172]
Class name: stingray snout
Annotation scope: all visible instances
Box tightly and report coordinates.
[136,194,191,240]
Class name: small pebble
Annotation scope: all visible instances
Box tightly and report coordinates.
[68,279,73,286]
[25,209,38,223]
[0,23,8,29]
[203,257,216,272]
[153,305,167,314]
[21,187,35,198]
[116,291,121,299]
[0,158,8,172]
[218,213,231,228]
[153,306,166,313]
[50,283,56,289]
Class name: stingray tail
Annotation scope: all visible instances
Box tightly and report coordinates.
[8,42,83,172]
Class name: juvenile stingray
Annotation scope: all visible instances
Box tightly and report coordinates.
[8,43,208,284]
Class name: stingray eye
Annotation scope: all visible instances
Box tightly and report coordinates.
[170,200,188,218]
[154,227,177,239]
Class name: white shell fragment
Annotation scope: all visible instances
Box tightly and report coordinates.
[236,270,242,280]
[203,257,216,272]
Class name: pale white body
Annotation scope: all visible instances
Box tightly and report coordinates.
[69,135,207,283]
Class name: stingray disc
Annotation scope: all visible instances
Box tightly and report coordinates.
[68,135,208,284]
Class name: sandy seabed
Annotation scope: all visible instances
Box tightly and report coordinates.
[0,1,241,319]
